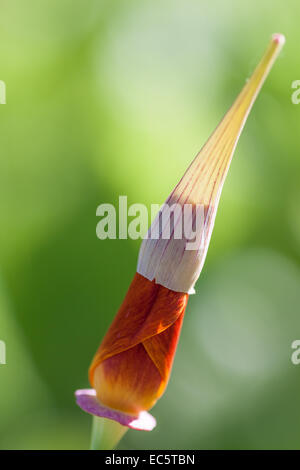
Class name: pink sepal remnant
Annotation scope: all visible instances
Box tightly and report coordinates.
[75,389,156,431]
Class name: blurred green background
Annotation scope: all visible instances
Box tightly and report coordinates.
[0,0,300,450]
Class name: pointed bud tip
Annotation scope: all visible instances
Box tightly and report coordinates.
[272,33,285,46]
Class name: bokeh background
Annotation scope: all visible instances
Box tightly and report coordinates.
[0,0,300,450]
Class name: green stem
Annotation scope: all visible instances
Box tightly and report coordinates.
[90,416,128,450]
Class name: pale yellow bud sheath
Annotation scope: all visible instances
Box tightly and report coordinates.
[137,34,285,293]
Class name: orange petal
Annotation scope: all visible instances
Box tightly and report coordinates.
[143,311,185,389]
[89,273,188,413]
[89,272,188,384]
[93,343,164,414]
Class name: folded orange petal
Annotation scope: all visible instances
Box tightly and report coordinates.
[92,344,163,414]
[89,272,188,414]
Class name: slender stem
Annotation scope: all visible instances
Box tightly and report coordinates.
[90,416,128,450]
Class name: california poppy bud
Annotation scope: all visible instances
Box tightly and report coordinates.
[76,34,285,430]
